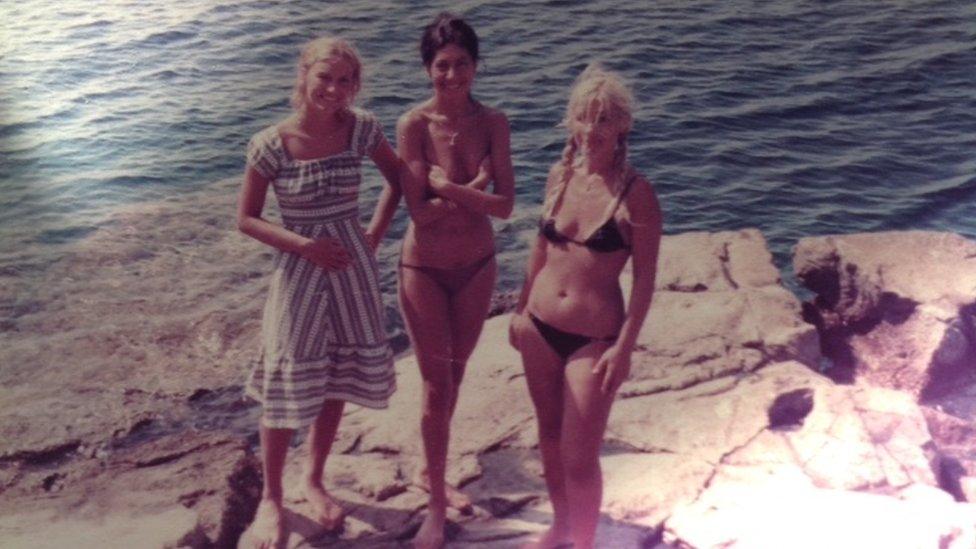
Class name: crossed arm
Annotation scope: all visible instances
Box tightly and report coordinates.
[396,110,515,225]
[237,168,353,271]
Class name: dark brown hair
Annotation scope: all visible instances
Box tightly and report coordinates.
[420,12,479,67]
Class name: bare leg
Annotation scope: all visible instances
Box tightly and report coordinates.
[425,257,496,512]
[516,315,572,549]
[561,342,617,549]
[413,350,475,513]
[399,267,454,549]
[304,399,346,530]
[412,339,475,514]
[250,425,293,549]
[446,257,496,379]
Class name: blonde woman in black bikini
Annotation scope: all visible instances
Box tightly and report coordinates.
[510,64,662,549]
[397,12,516,548]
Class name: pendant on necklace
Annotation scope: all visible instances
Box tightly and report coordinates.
[447,130,459,147]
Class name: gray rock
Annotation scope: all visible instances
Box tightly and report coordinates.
[665,480,976,549]
[0,506,203,549]
[10,213,976,549]
[794,231,976,398]
[655,229,780,292]
[0,431,260,548]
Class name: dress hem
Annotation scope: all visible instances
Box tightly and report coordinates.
[244,385,393,430]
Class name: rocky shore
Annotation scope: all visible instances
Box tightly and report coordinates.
[2,182,975,547]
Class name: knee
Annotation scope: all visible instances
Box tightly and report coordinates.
[421,378,455,414]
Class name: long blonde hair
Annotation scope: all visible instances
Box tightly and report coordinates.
[290,37,363,111]
[545,63,635,214]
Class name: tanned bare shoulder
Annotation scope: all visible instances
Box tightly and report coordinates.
[480,105,509,128]
[397,105,429,133]
[624,171,662,226]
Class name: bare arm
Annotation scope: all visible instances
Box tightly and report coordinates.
[429,156,493,193]
[593,176,663,393]
[237,166,351,270]
[508,233,547,350]
[364,135,403,250]
[516,234,547,315]
[467,156,493,190]
[397,112,458,226]
[616,177,663,350]
[427,111,515,219]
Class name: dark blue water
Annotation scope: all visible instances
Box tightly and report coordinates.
[2,0,975,289]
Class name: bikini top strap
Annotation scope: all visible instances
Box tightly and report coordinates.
[588,166,637,233]
[543,165,573,219]
[612,166,639,213]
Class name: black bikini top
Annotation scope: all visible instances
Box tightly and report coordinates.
[538,169,635,253]
[539,217,628,252]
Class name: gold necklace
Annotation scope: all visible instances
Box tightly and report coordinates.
[446,128,460,146]
[427,103,476,147]
[429,117,460,147]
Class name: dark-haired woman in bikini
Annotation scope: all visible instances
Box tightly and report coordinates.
[396,12,515,548]
[510,63,662,549]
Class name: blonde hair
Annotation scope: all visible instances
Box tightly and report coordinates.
[545,63,635,213]
[290,37,362,111]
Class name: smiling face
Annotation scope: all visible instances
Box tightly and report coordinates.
[427,44,476,99]
[290,37,362,112]
[302,56,358,113]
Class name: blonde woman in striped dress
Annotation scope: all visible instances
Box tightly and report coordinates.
[237,37,401,548]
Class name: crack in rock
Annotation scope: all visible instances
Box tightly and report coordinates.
[690,426,771,506]
[718,242,740,290]
[1,440,82,467]
[677,377,742,402]
[133,441,214,468]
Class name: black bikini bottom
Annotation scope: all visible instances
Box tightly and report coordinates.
[528,312,616,361]
[399,253,495,297]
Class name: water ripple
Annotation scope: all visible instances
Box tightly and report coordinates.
[0,0,973,295]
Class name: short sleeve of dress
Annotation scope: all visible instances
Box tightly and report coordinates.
[358,110,384,157]
[246,128,282,180]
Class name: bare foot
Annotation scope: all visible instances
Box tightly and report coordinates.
[521,525,572,549]
[302,480,345,532]
[249,498,287,549]
[412,508,445,549]
[414,470,473,513]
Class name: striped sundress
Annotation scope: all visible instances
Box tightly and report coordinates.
[244,108,395,429]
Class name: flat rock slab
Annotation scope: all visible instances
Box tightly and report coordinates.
[628,287,820,396]
[237,228,826,547]
[0,432,261,549]
[655,229,781,292]
[665,481,976,549]
[0,506,202,549]
[626,229,820,395]
[14,224,970,548]
[609,362,824,461]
